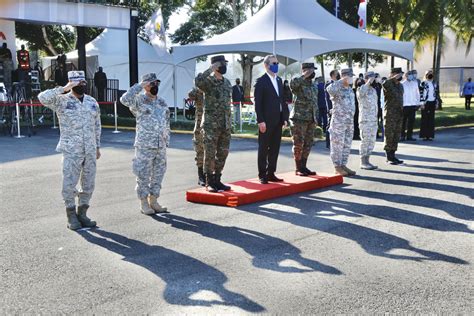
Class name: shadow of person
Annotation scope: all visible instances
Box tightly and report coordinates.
[152,214,342,275]
[361,175,473,199]
[368,151,470,165]
[378,168,474,184]
[404,164,474,175]
[78,229,264,313]
[304,195,473,234]
[338,188,474,221]
[238,199,468,265]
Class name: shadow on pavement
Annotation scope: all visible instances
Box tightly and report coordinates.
[152,214,342,275]
[78,229,265,313]
[237,197,469,265]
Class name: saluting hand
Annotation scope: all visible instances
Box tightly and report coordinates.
[63,81,79,92]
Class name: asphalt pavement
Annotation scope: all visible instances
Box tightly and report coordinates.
[1,126,473,314]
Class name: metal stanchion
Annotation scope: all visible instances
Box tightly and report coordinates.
[52,111,58,129]
[239,102,243,133]
[112,101,121,134]
[14,102,25,138]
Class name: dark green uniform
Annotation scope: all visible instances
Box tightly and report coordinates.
[195,68,232,175]
[290,76,318,161]
[383,78,404,151]
[188,88,204,168]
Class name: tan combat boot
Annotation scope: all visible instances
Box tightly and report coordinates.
[148,195,168,213]
[342,165,357,176]
[140,198,155,215]
[334,166,349,176]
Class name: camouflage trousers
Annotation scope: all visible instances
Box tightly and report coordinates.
[132,147,167,199]
[384,111,403,151]
[291,120,315,160]
[359,122,378,157]
[329,119,354,167]
[193,122,204,168]
[202,127,231,174]
[62,152,96,208]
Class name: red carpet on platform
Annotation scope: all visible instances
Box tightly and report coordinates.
[186,172,343,207]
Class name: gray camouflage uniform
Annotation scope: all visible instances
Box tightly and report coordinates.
[357,84,378,157]
[326,80,355,167]
[38,87,101,208]
[120,83,170,199]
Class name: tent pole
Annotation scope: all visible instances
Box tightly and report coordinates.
[173,65,178,122]
[364,52,368,72]
[299,38,303,63]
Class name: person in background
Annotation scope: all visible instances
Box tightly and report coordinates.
[461,78,473,110]
[419,70,438,141]
[357,71,379,170]
[0,43,13,89]
[373,73,383,139]
[316,76,328,134]
[325,70,340,149]
[55,63,68,87]
[17,44,30,70]
[283,79,293,107]
[94,67,108,102]
[33,61,44,82]
[401,70,421,141]
[188,87,205,186]
[352,77,365,140]
[232,78,244,125]
[382,68,404,165]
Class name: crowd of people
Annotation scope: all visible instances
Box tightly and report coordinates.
[36,55,449,231]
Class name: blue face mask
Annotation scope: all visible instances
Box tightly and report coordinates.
[269,63,279,74]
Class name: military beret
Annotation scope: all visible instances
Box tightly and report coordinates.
[391,67,403,74]
[211,55,228,64]
[365,71,375,78]
[67,70,85,82]
[341,68,354,77]
[141,73,161,83]
[302,62,316,69]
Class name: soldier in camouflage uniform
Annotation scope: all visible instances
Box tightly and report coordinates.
[120,73,170,215]
[38,71,101,230]
[290,62,319,176]
[383,67,404,165]
[357,71,379,170]
[188,87,205,186]
[195,55,232,193]
[326,68,356,177]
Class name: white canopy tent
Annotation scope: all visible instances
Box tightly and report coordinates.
[172,0,414,64]
[42,29,196,108]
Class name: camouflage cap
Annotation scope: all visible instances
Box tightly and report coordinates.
[211,55,228,64]
[341,68,354,77]
[67,70,86,82]
[391,67,404,74]
[141,73,161,83]
[302,62,316,69]
[364,71,375,78]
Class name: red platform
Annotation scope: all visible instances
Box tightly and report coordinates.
[186,172,343,207]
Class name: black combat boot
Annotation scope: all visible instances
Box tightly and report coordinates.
[301,158,316,175]
[295,160,309,176]
[392,151,404,165]
[206,173,222,193]
[198,167,206,186]
[215,173,231,191]
[77,204,97,228]
[66,207,82,231]
[385,150,397,165]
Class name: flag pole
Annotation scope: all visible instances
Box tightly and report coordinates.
[273,0,277,55]
[365,0,369,72]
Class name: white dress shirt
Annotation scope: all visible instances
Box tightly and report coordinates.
[402,80,421,106]
[266,72,281,111]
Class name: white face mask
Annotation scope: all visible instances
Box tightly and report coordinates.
[347,77,354,85]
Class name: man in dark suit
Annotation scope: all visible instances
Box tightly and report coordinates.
[254,55,289,184]
[232,78,244,125]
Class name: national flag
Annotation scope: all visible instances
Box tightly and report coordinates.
[144,7,167,56]
[358,0,367,30]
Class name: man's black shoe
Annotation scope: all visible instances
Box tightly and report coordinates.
[259,176,268,184]
[267,174,283,182]
[406,137,417,141]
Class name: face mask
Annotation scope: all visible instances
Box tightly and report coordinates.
[308,72,316,80]
[427,74,433,80]
[336,74,341,80]
[236,81,240,85]
[269,63,279,74]
[72,85,85,95]
[218,65,227,75]
[346,77,353,85]
[375,77,381,83]
[412,74,417,80]
[397,77,403,82]
[150,86,159,96]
